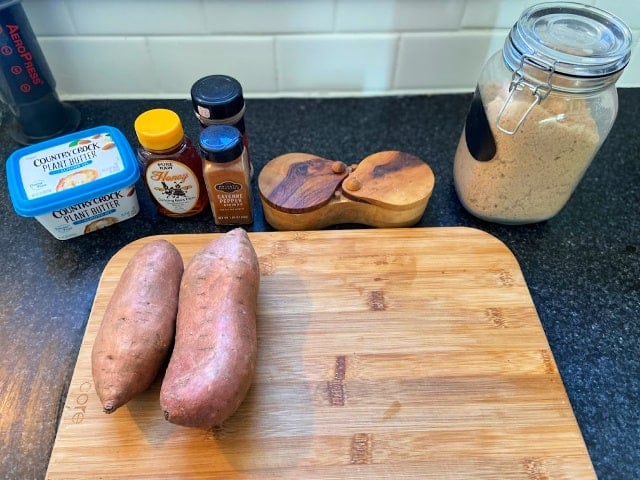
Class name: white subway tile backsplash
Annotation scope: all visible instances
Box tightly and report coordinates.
[335,0,465,32]
[146,36,277,95]
[276,34,397,93]
[202,0,334,34]
[65,0,207,35]
[395,32,506,91]
[14,0,640,98]
[39,37,158,97]
[22,0,75,36]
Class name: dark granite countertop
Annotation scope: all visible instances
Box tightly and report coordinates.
[0,92,638,480]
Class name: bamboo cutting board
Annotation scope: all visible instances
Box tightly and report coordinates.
[46,227,596,479]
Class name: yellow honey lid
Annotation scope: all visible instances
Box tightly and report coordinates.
[134,109,184,151]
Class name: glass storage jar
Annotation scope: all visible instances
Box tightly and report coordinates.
[453,2,632,224]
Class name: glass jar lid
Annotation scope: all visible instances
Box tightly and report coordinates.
[503,2,632,78]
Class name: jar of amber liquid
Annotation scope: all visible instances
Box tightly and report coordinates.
[199,125,253,226]
[134,109,208,217]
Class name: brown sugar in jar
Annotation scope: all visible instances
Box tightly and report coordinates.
[454,83,601,223]
[453,3,631,224]
[199,125,253,226]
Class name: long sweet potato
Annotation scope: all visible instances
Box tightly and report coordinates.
[91,239,183,414]
[160,228,260,428]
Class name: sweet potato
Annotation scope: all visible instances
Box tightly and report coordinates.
[91,239,183,414]
[160,228,260,428]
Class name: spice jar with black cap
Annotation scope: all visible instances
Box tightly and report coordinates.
[199,125,253,226]
[191,75,254,177]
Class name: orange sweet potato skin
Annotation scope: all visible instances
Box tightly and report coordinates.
[160,228,260,429]
[91,239,183,414]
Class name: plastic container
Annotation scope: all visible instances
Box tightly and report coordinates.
[453,2,632,224]
[6,125,140,240]
[134,108,208,218]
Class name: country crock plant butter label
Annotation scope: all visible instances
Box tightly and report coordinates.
[18,131,121,200]
[39,185,139,240]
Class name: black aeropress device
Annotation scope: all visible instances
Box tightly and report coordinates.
[0,0,80,145]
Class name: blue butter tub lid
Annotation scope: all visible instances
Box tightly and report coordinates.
[6,125,140,217]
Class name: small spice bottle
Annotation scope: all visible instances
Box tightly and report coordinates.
[190,75,254,177]
[134,109,208,218]
[199,125,253,226]
[453,3,631,224]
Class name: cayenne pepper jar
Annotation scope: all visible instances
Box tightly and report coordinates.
[134,109,208,218]
[199,125,253,226]
[453,2,632,224]
[190,75,254,177]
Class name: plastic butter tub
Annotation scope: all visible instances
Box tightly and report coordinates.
[6,125,140,240]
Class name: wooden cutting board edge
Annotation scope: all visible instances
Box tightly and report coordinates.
[103,226,512,269]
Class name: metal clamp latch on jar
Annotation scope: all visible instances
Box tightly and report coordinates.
[496,55,556,135]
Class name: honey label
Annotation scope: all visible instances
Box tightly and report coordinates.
[145,160,200,214]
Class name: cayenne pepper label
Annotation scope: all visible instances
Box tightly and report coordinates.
[212,180,252,224]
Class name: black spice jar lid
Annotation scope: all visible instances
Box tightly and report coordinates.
[199,125,243,163]
[191,75,245,120]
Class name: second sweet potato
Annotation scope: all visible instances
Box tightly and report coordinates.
[160,228,260,429]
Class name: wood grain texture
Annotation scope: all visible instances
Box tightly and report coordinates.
[258,151,434,230]
[46,227,596,480]
[259,153,348,213]
[341,151,434,210]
